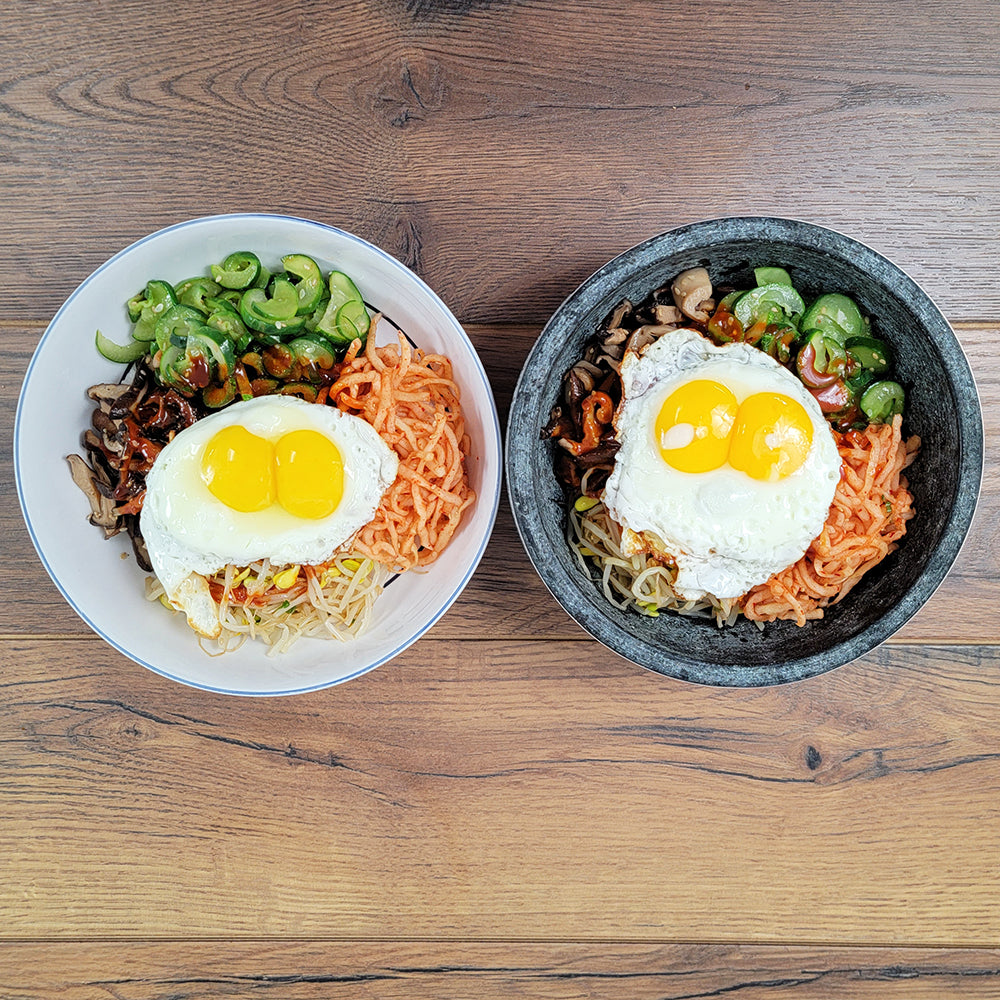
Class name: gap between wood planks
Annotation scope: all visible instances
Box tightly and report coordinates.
[0,634,994,647]
[0,935,998,950]
[3,319,997,329]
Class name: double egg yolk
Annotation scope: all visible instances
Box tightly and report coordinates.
[200,425,344,519]
[655,379,813,482]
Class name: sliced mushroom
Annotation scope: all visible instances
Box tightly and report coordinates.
[126,519,153,572]
[671,267,714,322]
[625,328,657,355]
[554,450,582,492]
[576,440,621,467]
[91,407,119,437]
[601,326,628,347]
[66,454,121,535]
[563,370,588,436]
[87,383,131,405]
[541,406,564,441]
[606,299,632,330]
[110,383,148,420]
[626,323,685,356]
[653,304,683,325]
[84,425,123,459]
[572,360,602,384]
[569,364,595,393]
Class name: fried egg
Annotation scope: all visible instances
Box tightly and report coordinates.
[602,328,840,601]
[140,395,399,637]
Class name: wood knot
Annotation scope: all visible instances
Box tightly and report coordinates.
[370,56,446,129]
[805,745,822,770]
[404,0,504,19]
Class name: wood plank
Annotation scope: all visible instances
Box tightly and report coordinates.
[4,323,998,642]
[2,638,999,945]
[2,941,1000,999]
[1,2,999,323]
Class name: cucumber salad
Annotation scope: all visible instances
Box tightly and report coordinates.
[95,250,371,408]
[704,265,904,430]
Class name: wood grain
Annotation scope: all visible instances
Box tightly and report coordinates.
[3,637,999,945]
[4,322,997,642]
[2,942,1000,999]
[1,2,999,324]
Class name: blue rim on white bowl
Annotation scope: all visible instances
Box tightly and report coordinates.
[16,214,502,696]
[506,217,983,686]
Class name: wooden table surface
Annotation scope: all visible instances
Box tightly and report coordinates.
[3,1,999,996]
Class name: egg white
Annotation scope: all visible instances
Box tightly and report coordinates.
[140,395,399,635]
[602,328,840,601]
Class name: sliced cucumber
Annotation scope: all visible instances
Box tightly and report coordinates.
[96,328,147,364]
[753,266,792,287]
[807,329,848,375]
[337,298,370,339]
[204,296,251,352]
[315,274,368,345]
[328,270,364,309]
[733,283,805,328]
[846,366,877,396]
[175,276,221,314]
[239,281,306,336]
[800,293,866,344]
[211,251,261,290]
[716,290,742,311]
[282,254,325,315]
[251,263,272,289]
[289,333,337,369]
[860,380,905,423]
[846,335,891,374]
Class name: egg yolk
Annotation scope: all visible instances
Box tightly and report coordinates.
[201,425,276,512]
[728,392,813,482]
[274,429,344,519]
[200,426,344,519]
[656,382,814,482]
[655,379,739,473]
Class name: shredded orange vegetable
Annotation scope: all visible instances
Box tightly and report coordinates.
[327,326,475,572]
[559,391,614,455]
[742,414,919,626]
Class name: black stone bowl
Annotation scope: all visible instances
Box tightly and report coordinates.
[506,218,983,686]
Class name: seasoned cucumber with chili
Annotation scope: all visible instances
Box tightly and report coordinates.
[158,324,236,394]
[315,270,371,345]
[702,267,905,428]
[846,336,891,374]
[128,280,177,343]
[210,251,261,290]
[796,330,848,387]
[282,254,325,315]
[733,283,805,331]
[95,328,147,364]
[860,380,905,423]
[93,252,374,404]
[175,276,222,313]
[800,293,868,343]
[239,278,306,339]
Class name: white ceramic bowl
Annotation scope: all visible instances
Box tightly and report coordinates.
[16,214,502,695]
